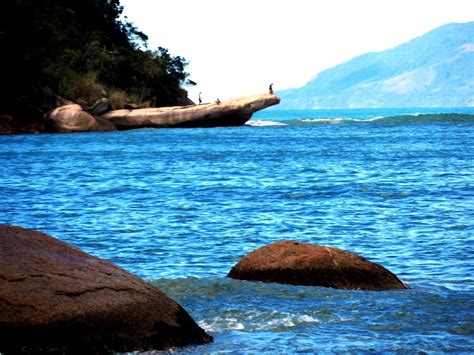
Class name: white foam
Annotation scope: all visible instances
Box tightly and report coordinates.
[246,120,287,127]
[255,312,320,331]
[199,312,319,332]
[302,117,355,124]
[234,323,245,330]
[302,118,336,124]
[364,116,386,122]
[198,317,245,332]
[302,116,388,124]
[297,315,320,323]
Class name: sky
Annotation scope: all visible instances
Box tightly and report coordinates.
[120,0,473,103]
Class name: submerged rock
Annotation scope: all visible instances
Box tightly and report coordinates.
[228,241,408,291]
[0,225,212,353]
[101,93,280,129]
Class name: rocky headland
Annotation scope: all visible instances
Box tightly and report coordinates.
[101,93,281,129]
[1,93,280,134]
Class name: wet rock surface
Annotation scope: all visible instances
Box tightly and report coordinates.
[228,241,408,291]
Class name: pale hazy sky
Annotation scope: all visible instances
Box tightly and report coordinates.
[120,0,473,103]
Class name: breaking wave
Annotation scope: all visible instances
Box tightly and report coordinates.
[255,113,474,127]
[198,311,320,332]
[246,120,287,127]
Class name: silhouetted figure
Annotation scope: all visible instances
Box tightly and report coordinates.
[269,83,274,94]
[215,98,221,105]
[198,92,202,104]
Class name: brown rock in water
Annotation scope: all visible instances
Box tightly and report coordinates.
[46,104,117,133]
[0,225,212,353]
[228,241,408,291]
[101,93,280,129]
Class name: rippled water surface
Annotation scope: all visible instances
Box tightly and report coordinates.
[1,108,473,352]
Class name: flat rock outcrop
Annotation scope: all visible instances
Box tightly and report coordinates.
[46,104,117,133]
[228,241,408,291]
[101,93,280,129]
[0,225,212,353]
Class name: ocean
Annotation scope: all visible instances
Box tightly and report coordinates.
[1,107,473,352]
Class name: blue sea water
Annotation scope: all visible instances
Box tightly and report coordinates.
[1,107,474,353]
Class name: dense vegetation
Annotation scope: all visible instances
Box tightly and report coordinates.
[1,0,194,123]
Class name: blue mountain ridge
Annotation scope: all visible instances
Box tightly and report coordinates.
[277,22,474,108]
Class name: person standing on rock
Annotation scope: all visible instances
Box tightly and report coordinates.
[269,83,274,94]
[198,92,202,104]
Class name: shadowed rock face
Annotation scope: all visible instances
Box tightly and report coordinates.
[101,93,280,129]
[228,241,408,291]
[0,115,15,134]
[0,225,212,353]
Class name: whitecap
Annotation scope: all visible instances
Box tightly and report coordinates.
[198,317,245,332]
[246,120,287,127]
[296,315,320,323]
[254,312,320,331]
[301,118,351,124]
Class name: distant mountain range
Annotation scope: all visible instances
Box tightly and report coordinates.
[277,22,474,108]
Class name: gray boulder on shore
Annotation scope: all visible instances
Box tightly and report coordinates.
[89,97,112,115]
[228,241,408,291]
[0,225,212,353]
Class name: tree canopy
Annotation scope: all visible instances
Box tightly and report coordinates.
[1,0,194,122]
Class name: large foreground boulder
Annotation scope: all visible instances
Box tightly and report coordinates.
[228,241,408,291]
[0,225,212,353]
[101,93,280,129]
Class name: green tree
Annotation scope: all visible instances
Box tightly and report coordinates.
[0,0,193,122]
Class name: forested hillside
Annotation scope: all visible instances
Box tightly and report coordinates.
[1,0,194,125]
[278,22,474,108]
